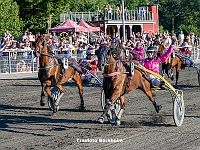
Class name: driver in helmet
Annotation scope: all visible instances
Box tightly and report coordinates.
[141,45,174,88]
[129,42,145,61]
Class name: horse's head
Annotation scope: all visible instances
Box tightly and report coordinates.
[97,39,127,71]
[97,45,110,71]
[153,40,166,56]
[34,35,52,57]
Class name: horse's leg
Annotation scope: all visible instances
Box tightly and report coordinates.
[98,101,114,124]
[98,82,123,124]
[38,71,46,106]
[170,64,175,81]
[165,63,171,78]
[74,74,85,111]
[55,84,65,106]
[44,84,57,116]
[142,81,162,113]
[40,82,46,106]
[175,63,182,86]
[116,95,125,125]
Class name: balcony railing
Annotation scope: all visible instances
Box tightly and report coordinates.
[60,10,154,23]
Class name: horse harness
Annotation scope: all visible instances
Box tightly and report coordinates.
[102,51,135,94]
[36,38,83,85]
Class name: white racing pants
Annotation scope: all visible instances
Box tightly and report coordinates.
[148,74,161,88]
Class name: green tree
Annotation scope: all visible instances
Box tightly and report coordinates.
[158,0,200,35]
[15,0,69,34]
[0,0,23,37]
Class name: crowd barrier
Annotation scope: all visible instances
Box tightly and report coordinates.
[0,49,86,74]
[0,47,199,74]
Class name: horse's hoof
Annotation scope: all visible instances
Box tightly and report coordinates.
[155,105,162,113]
[109,116,117,124]
[52,112,57,117]
[116,119,121,126]
[40,101,46,106]
[55,105,59,111]
[79,106,86,112]
[97,116,104,124]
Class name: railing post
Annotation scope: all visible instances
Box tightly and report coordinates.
[31,50,34,72]
[8,51,11,74]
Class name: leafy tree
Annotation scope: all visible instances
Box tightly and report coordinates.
[0,0,23,37]
[15,0,70,34]
[158,0,200,35]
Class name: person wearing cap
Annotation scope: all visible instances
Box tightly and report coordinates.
[180,42,191,57]
[129,42,145,61]
[79,45,98,77]
[141,44,174,88]
[178,31,184,46]
[79,46,98,82]
[179,42,193,66]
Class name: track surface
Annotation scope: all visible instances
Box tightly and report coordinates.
[0,67,200,150]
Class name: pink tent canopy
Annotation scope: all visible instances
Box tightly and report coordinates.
[77,19,100,32]
[49,19,88,32]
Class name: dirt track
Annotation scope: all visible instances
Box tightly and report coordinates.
[0,67,200,150]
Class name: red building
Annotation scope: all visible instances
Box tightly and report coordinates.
[60,4,159,40]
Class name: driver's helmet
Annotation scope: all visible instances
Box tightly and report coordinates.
[146,46,156,59]
[86,46,95,55]
[146,46,156,53]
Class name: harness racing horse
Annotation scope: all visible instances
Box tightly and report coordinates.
[154,42,200,86]
[34,36,85,115]
[97,40,162,125]
[169,52,199,86]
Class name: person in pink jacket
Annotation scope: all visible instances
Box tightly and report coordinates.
[130,42,145,61]
[141,45,174,88]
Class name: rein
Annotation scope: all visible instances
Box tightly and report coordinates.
[103,71,129,77]
[102,59,129,77]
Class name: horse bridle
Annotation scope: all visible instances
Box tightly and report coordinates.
[97,46,111,69]
[35,37,54,58]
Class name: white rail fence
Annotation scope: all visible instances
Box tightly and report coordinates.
[0,47,199,74]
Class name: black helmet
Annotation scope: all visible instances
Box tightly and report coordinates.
[146,46,156,52]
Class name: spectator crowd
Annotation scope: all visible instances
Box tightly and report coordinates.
[0,28,200,74]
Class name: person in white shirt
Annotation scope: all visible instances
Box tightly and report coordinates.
[178,31,184,46]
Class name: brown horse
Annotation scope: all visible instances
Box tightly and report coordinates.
[154,42,196,86]
[34,35,85,115]
[169,52,196,86]
[97,40,162,125]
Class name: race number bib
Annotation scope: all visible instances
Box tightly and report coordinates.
[130,61,134,76]
[63,57,68,69]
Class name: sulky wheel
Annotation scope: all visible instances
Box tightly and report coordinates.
[198,70,200,86]
[173,94,185,126]
[48,87,60,111]
[101,89,121,123]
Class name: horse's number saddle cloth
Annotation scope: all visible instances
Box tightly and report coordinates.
[62,57,68,69]
[130,61,134,76]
